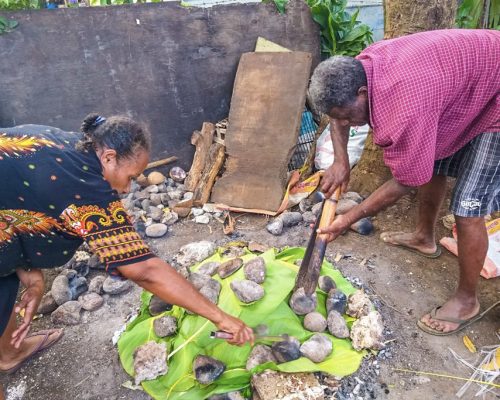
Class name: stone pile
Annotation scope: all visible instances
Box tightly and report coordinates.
[122,169,225,239]
[38,246,133,325]
[266,191,374,236]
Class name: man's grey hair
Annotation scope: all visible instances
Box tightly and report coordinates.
[309,56,367,114]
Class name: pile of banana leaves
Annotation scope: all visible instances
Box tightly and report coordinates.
[118,247,367,399]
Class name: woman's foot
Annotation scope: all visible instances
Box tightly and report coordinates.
[0,329,63,373]
[419,296,480,334]
[380,231,440,257]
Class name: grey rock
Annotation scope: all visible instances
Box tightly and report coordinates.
[141,199,151,212]
[350,218,374,235]
[87,254,105,270]
[69,276,88,300]
[327,310,350,338]
[72,261,89,277]
[303,312,327,332]
[199,286,219,304]
[300,334,332,363]
[102,277,132,295]
[162,211,179,225]
[122,197,134,211]
[88,275,106,294]
[134,189,150,201]
[149,295,173,316]
[326,289,347,315]
[266,219,283,235]
[78,292,104,311]
[271,336,301,363]
[189,272,212,290]
[342,191,363,204]
[194,215,210,224]
[218,258,243,279]
[243,257,266,284]
[169,190,183,201]
[176,241,216,267]
[193,355,225,384]
[150,207,164,222]
[311,202,323,217]
[246,344,277,370]
[318,275,336,293]
[145,223,168,238]
[202,203,218,213]
[198,261,220,276]
[51,275,72,305]
[299,198,313,212]
[279,212,303,227]
[153,315,177,337]
[183,191,194,201]
[60,269,77,280]
[170,167,187,183]
[157,183,167,193]
[160,193,171,205]
[51,301,82,325]
[133,341,168,385]
[203,278,222,294]
[289,288,317,315]
[350,311,384,351]
[38,292,58,314]
[147,184,159,194]
[191,207,204,217]
[302,211,317,224]
[336,199,358,215]
[230,280,265,303]
[149,193,163,207]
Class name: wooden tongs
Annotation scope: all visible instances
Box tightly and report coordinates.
[294,187,342,295]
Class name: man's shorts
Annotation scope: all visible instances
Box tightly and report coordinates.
[434,132,500,217]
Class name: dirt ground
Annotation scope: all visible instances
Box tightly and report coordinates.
[1,192,499,400]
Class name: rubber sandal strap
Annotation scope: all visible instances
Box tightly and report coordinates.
[429,307,469,324]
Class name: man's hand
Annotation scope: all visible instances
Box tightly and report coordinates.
[12,269,44,348]
[317,214,352,242]
[214,312,254,346]
[322,160,350,198]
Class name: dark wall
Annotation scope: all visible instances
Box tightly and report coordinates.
[0,1,319,169]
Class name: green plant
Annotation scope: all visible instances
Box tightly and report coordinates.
[306,0,373,57]
[0,0,41,9]
[0,15,18,34]
[456,0,500,29]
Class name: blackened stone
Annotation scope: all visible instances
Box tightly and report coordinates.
[193,355,226,384]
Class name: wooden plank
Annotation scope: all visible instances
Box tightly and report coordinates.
[210,52,312,212]
[184,123,215,191]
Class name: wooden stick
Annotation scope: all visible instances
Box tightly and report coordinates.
[185,123,215,191]
[193,143,225,206]
[295,187,341,295]
[145,156,178,170]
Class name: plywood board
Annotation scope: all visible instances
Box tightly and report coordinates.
[210,51,312,212]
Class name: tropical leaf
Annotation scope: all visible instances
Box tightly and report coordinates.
[118,247,367,400]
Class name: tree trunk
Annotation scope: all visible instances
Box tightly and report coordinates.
[348,0,457,196]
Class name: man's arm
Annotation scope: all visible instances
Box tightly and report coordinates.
[321,119,351,198]
[118,257,254,345]
[318,178,412,241]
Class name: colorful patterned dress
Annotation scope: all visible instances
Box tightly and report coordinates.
[0,124,154,334]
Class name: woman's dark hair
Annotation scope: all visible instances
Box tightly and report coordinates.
[77,113,151,160]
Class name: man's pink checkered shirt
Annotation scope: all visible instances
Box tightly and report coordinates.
[357,29,500,186]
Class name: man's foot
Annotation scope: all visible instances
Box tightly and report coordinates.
[380,231,441,258]
[0,329,63,373]
[419,296,480,334]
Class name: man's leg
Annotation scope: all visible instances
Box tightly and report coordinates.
[419,216,485,332]
[381,174,447,254]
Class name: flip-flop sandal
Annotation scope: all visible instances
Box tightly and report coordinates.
[1,328,64,375]
[380,232,442,259]
[417,300,500,336]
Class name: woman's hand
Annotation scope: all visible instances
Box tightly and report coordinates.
[12,269,44,348]
[214,312,254,346]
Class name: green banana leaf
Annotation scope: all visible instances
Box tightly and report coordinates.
[118,247,367,399]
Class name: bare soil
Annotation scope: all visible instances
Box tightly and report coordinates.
[1,192,499,400]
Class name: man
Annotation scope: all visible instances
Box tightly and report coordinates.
[308,29,499,335]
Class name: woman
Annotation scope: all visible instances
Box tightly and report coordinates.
[0,114,254,390]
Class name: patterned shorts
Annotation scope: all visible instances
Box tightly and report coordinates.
[434,132,500,217]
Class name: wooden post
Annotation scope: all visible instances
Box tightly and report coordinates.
[193,143,225,207]
[185,123,215,191]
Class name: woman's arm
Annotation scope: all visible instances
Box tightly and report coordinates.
[117,257,254,345]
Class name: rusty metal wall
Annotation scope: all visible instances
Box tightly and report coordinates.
[0,0,319,168]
